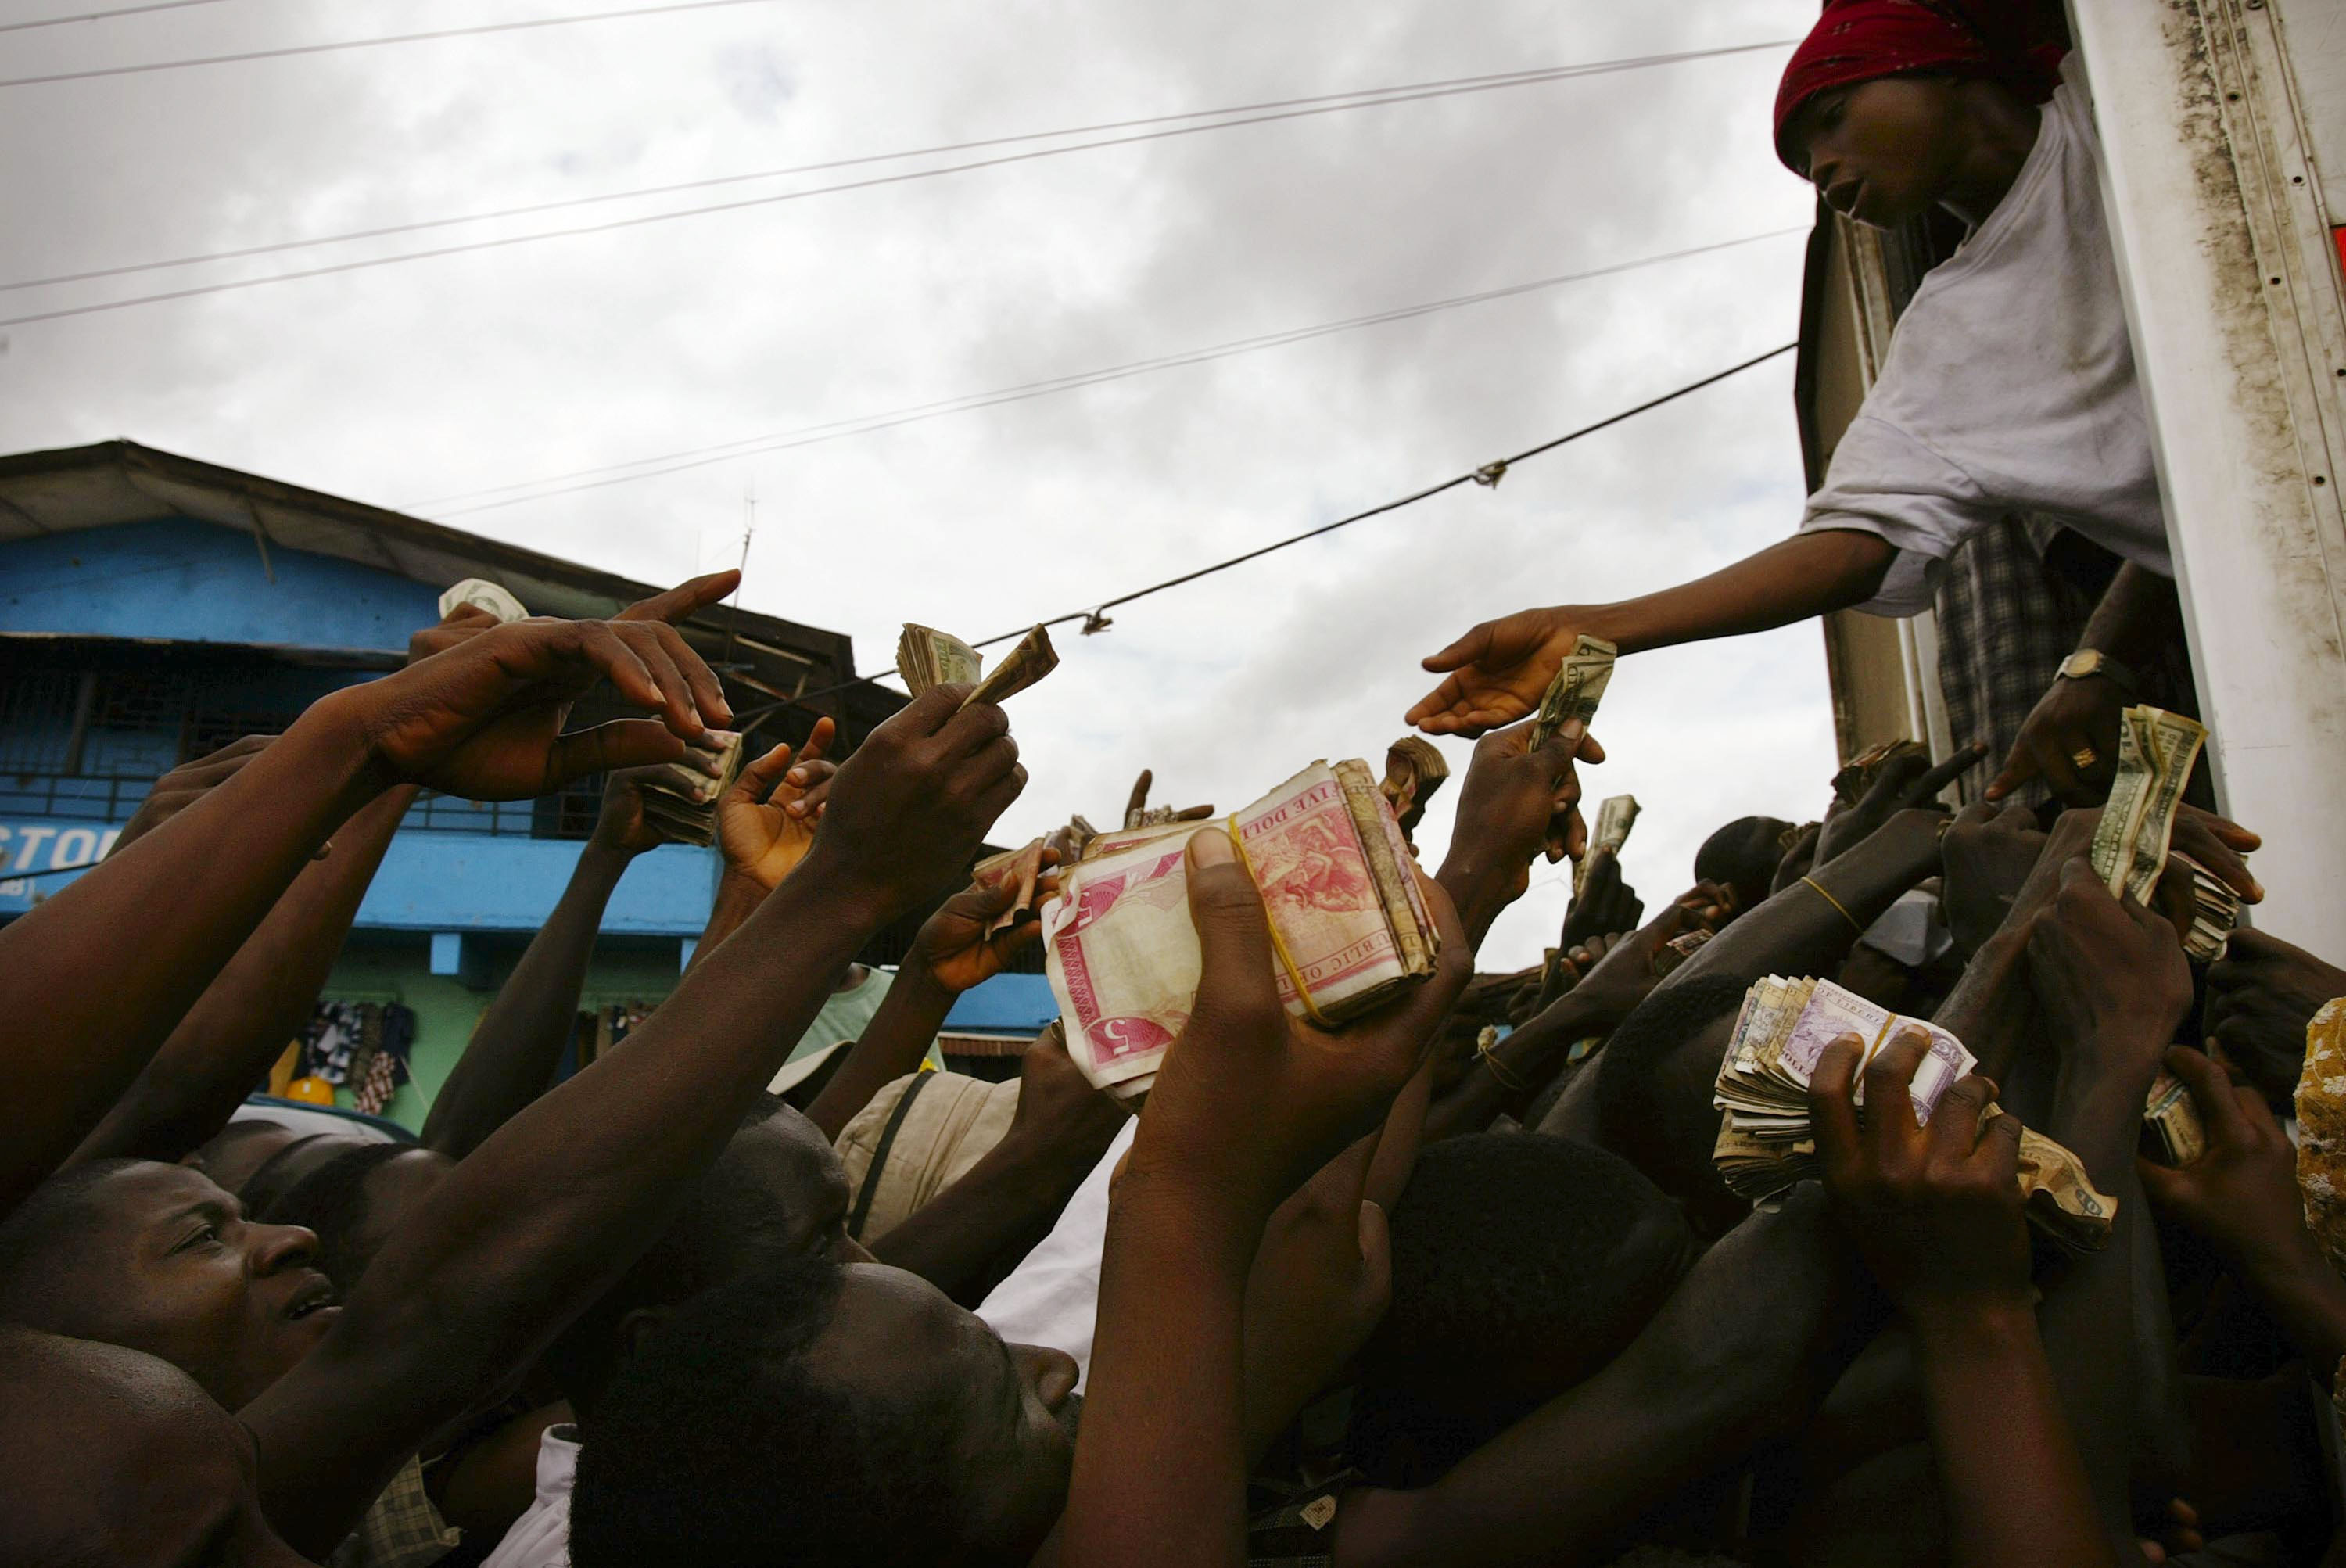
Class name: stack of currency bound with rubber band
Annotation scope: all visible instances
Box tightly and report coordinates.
[638,730,745,847]
[897,623,1060,709]
[1045,760,1440,1096]
[2143,1069,2208,1167]
[2090,705,2233,960]
[1575,795,1640,896]
[1711,976,2114,1251]
[1527,635,1617,752]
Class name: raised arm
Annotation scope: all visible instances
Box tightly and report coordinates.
[1408,529,1896,734]
[687,717,837,967]
[1062,834,1470,1568]
[71,774,418,1166]
[1813,1031,2118,1568]
[1433,717,1606,949]
[1330,1185,1863,1568]
[419,759,726,1159]
[803,866,1052,1138]
[241,681,1024,1557]
[0,575,739,1218]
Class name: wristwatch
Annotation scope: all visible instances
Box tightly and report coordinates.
[2057,649,2135,692]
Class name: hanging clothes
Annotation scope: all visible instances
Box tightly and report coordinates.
[353,1003,418,1116]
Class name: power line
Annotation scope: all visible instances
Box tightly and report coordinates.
[0,41,1798,329]
[414,228,1806,515]
[763,342,1799,716]
[0,0,780,89]
[0,42,1793,295]
[0,0,227,34]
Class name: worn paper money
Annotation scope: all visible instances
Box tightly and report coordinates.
[2297,998,2346,1278]
[640,730,745,848]
[1528,635,1618,752]
[1574,794,1641,897]
[1381,736,1451,838]
[1044,760,1440,1088]
[974,838,1049,938]
[897,623,983,695]
[2142,1069,2208,1167]
[2090,705,2207,904]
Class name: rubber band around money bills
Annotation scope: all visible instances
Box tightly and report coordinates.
[1224,814,1336,1029]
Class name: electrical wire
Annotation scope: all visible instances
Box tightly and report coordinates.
[0,0,227,34]
[0,41,1798,329]
[0,41,1793,295]
[755,341,1799,717]
[0,0,780,89]
[414,228,1806,515]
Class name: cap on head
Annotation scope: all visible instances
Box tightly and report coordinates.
[1774,0,2062,172]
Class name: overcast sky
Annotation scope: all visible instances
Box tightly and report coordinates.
[0,0,1839,969]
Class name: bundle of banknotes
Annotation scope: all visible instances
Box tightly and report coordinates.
[1575,794,1640,896]
[2090,705,2234,960]
[897,623,1060,708]
[1045,759,1440,1093]
[1831,738,1928,804]
[638,730,745,847]
[2142,1068,2208,1167]
[1710,975,2115,1251]
[973,838,1050,938]
[1528,635,1617,752]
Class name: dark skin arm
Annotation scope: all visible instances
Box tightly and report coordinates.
[1810,1030,2118,1568]
[0,579,739,1219]
[1433,717,1607,949]
[1333,1184,1865,1568]
[241,680,1027,1556]
[2026,859,2197,1550]
[688,719,837,967]
[70,777,418,1167]
[802,868,1053,1139]
[418,762,703,1160]
[1988,562,2186,804]
[2141,1046,2346,1388]
[867,1028,1127,1304]
[1061,835,1470,1568]
[1408,529,1896,734]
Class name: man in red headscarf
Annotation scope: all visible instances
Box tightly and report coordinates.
[1409,0,2188,811]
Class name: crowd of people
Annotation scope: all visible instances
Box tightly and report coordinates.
[8,1,2346,1564]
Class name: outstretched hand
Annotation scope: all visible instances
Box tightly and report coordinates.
[1437,716,1607,946]
[2136,1047,2310,1274]
[353,613,732,800]
[1813,741,1985,869]
[1562,848,1642,949]
[717,718,838,890]
[1408,605,1583,736]
[1129,830,1470,1224]
[2204,929,2346,1110]
[909,855,1061,996]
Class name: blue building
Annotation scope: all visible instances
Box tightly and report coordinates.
[0,439,1052,1129]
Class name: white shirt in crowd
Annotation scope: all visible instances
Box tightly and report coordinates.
[975,1118,1133,1393]
[1797,55,2167,617]
[480,1423,579,1568]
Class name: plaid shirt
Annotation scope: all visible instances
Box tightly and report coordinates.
[329,1455,461,1568]
[1932,513,2096,806]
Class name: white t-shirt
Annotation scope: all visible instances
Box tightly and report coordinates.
[975,1118,1134,1392]
[480,1424,579,1568]
[1798,56,2167,616]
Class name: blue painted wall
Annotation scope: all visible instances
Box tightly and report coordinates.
[1,516,437,654]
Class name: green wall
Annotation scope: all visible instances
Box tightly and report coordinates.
[317,931,687,1131]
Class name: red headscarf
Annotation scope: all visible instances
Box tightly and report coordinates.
[1774,0,2064,172]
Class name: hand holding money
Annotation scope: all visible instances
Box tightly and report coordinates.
[1048,760,1443,1097]
[2023,858,2194,1080]
[1118,827,1469,1224]
[2143,1045,2337,1287]
[1408,605,1600,737]
[1436,718,1607,943]
[716,719,838,888]
[898,623,1060,709]
[1809,1029,2040,1320]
